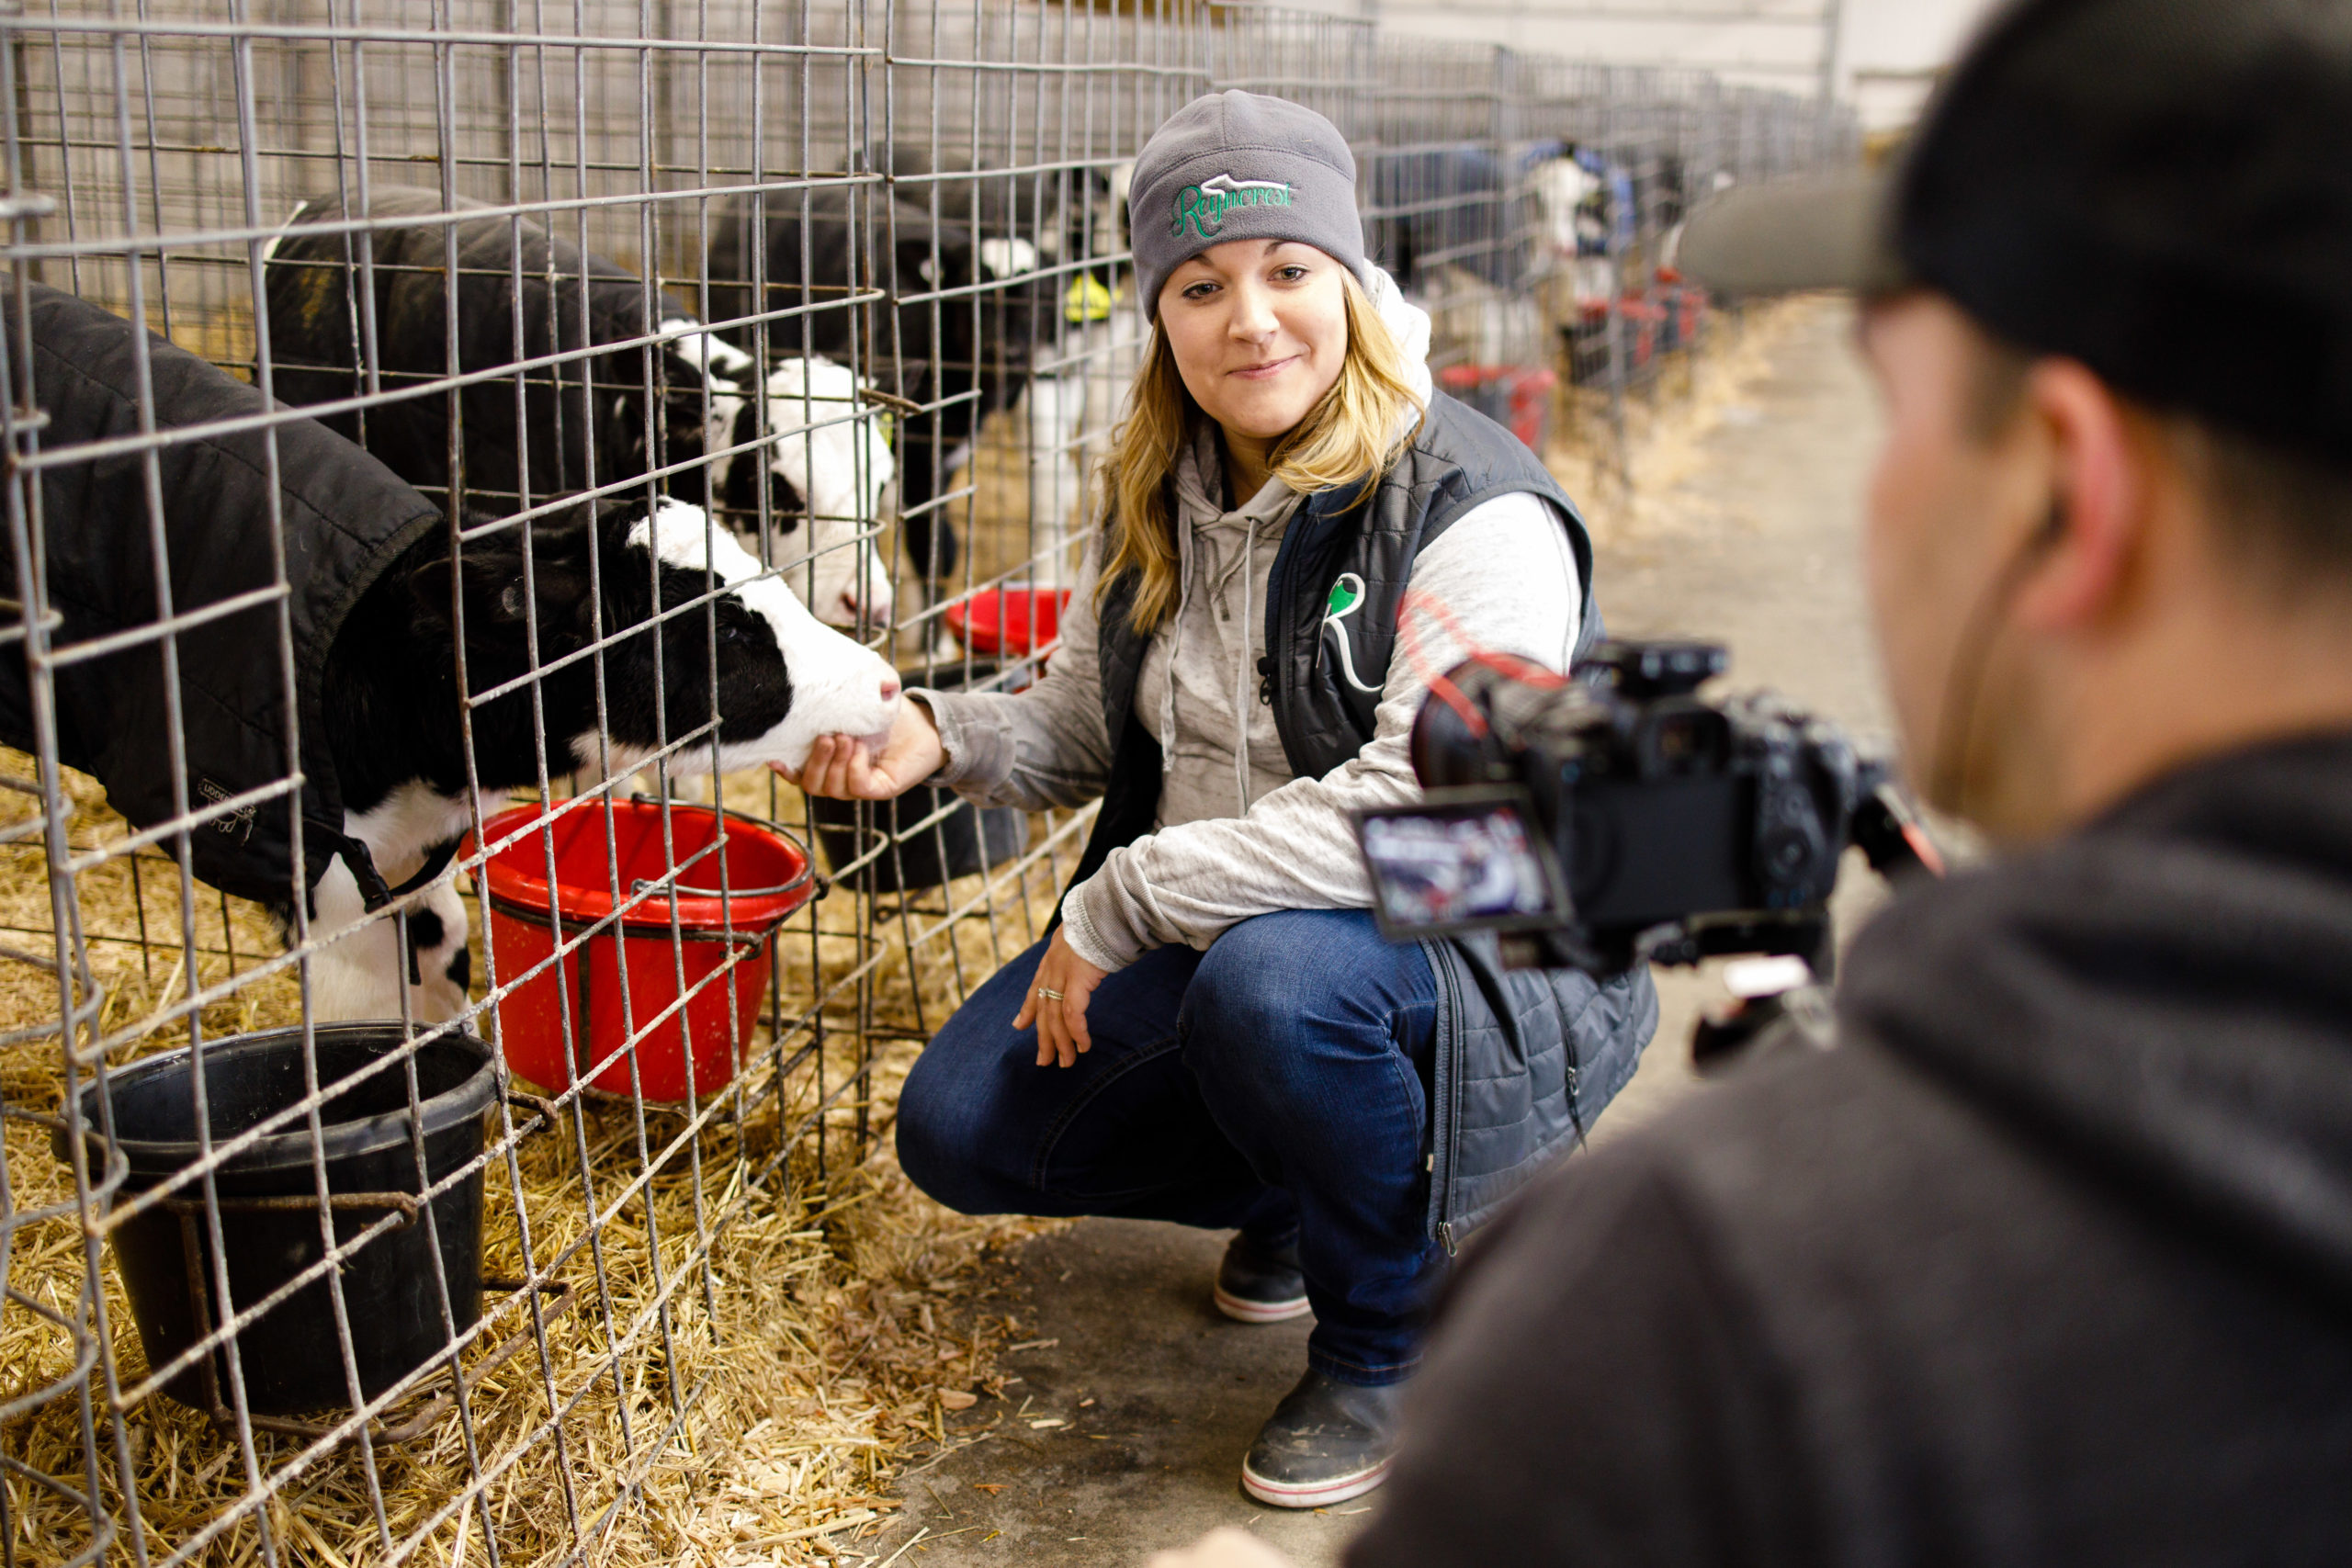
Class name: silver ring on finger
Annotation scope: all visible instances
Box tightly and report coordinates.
[1035,986,1065,1002]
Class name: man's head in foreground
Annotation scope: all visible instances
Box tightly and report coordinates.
[1686,0,2352,844]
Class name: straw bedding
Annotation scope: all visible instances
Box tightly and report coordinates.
[1544,299,1811,546]
[0,740,1072,1566]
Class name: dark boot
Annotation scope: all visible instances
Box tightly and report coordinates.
[1240,1368,1406,1508]
[1213,1231,1309,1324]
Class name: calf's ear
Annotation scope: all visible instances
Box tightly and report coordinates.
[410,502,600,649]
[660,361,718,461]
[897,229,959,290]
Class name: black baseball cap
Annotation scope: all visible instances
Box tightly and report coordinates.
[1679,0,2352,467]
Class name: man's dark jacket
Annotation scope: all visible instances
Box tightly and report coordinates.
[1352,733,2352,1565]
[1066,391,1659,1246]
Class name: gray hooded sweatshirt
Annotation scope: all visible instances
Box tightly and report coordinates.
[916,270,1583,973]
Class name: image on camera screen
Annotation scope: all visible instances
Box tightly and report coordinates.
[1357,789,1566,940]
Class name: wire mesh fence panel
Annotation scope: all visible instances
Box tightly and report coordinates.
[1362,35,1554,448]
[1,6,913,1563]
[1201,3,1374,140]
[0,5,1855,1562]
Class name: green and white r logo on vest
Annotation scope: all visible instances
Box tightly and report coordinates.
[1321,571,1383,694]
[1171,174,1295,241]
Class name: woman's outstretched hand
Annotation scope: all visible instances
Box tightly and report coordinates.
[1014,929,1109,1068]
[783,699,945,800]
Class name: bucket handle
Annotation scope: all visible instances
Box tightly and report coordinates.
[503,1089,562,1142]
[628,875,807,901]
[614,797,830,904]
[163,1190,423,1230]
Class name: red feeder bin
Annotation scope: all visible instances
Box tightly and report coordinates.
[944,584,1073,658]
[1436,365,1561,454]
[472,799,816,1103]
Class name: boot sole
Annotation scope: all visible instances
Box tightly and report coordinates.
[1239,1454,1393,1509]
[1212,1282,1312,1324]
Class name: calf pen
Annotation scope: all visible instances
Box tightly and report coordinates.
[0,4,1854,1563]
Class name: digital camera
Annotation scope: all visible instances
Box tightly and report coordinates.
[1353,640,1931,975]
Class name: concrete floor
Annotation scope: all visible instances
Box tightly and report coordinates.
[873,301,1891,1567]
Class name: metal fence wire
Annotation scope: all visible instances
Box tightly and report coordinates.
[0,4,1855,1562]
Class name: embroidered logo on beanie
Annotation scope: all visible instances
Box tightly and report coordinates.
[1129,91,1365,316]
[1171,174,1295,241]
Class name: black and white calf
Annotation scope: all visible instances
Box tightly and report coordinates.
[264,186,892,626]
[320,494,899,1019]
[706,352,896,626]
[1,283,899,1023]
[703,186,1047,594]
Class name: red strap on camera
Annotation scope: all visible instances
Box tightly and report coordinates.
[1396,588,1573,739]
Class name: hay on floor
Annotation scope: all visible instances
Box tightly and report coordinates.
[1544,298,1816,546]
[0,738,1073,1567]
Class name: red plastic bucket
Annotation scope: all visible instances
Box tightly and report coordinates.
[1437,365,1560,453]
[472,800,816,1102]
[1619,299,1667,367]
[944,584,1073,658]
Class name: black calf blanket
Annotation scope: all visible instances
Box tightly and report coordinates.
[0,284,442,906]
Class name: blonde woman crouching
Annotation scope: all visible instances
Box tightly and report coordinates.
[791,91,1657,1507]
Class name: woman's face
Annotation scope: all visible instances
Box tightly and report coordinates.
[1157,239,1351,446]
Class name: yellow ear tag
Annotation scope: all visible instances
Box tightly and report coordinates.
[1065,273,1114,324]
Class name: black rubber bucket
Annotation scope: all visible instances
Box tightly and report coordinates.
[810,661,1029,893]
[54,1023,498,1416]
[810,787,1029,894]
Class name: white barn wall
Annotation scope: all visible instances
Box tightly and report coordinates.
[1336,0,2002,130]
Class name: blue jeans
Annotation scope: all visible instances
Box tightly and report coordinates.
[897,908,1442,1384]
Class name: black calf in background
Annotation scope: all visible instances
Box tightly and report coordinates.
[264,186,744,516]
[1365,147,1542,296]
[1633,154,1689,239]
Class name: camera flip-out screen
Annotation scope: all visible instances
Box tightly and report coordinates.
[1355,786,1570,942]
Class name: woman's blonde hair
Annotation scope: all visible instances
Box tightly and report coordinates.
[1094,270,1424,635]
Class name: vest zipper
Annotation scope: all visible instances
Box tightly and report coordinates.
[1428,937,1465,1255]
[1261,497,1309,771]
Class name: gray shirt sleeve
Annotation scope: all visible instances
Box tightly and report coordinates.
[910,547,1115,812]
[1060,491,1584,971]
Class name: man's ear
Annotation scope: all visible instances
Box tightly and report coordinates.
[2012,358,2144,636]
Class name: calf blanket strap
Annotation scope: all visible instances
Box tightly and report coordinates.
[307,818,462,914]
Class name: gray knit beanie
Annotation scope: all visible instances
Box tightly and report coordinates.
[1128,91,1367,318]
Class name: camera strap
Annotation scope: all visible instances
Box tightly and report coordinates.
[1392,587,1576,742]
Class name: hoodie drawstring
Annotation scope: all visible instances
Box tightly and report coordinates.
[1161,494,1186,776]
[1167,423,1306,816]
[1237,519,1254,815]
